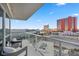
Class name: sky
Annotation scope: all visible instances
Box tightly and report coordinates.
[11,3,79,29]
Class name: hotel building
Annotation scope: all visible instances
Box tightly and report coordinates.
[57,16,77,32]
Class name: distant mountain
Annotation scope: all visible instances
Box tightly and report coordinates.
[11,29,40,32]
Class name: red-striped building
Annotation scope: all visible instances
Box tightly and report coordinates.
[57,16,77,32]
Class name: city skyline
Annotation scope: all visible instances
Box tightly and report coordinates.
[11,3,79,29]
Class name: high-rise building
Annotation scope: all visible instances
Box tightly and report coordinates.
[57,16,77,32]
[44,24,49,31]
[42,24,50,34]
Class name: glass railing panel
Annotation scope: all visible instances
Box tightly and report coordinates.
[0,17,2,41]
[61,41,79,56]
[5,18,10,35]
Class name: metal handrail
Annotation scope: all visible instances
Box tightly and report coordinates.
[24,32,79,46]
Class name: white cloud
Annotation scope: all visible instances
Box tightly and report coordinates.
[73,14,79,16]
[56,3,66,6]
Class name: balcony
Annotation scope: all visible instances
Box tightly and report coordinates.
[0,3,79,56]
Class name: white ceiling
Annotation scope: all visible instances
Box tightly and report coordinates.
[0,3,43,20]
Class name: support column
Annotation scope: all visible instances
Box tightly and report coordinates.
[9,18,11,46]
[2,11,6,47]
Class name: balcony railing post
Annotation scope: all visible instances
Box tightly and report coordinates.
[34,35,37,49]
[59,41,62,56]
[28,34,30,40]
[25,33,26,39]
[25,47,27,56]
[35,35,37,44]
